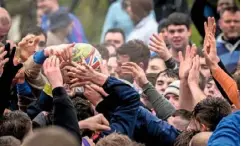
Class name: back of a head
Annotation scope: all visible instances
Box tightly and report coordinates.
[193,97,232,131]
[94,44,110,61]
[0,136,21,146]
[117,40,150,71]
[190,132,212,146]
[96,133,143,146]
[21,126,79,146]
[129,0,153,19]
[21,26,47,40]
[0,111,32,141]
[166,12,191,29]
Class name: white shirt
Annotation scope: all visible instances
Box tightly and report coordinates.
[127,14,158,45]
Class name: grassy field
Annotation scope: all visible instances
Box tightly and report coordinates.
[59,0,239,46]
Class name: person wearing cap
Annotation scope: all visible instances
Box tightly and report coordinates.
[46,11,73,46]
[164,80,180,109]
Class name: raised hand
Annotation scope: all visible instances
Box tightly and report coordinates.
[149,33,172,61]
[43,56,63,89]
[83,83,107,106]
[121,62,149,88]
[179,45,197,79]
[67,63,97,87]
[44,44,74,62]
[1,43,23,81]
[188,55,200,85]
[78,114,111,131]
[203,17,219,69]
[0,47,9,75]
[18,34,40,61]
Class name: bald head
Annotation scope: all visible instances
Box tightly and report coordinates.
[189,132,212,146]
[0,7,11,41]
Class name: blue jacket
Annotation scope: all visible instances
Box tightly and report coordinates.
[100,0,134,42]
[208,111,240,146]
[96,77,179,146]
[216,34,240,73]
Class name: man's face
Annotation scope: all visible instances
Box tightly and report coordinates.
[146,58,166,74]
[160,28,169,45]
[217,0,234,13]
[105,32,124,49]
[37,0,56,14]
[204,79,223,98]
[167,25,191,51]
[187,119,202,131]
[108,57,118,77]
[155,74,176,94]
[116,54,133,82]
[0,21,10,42]
[219,11,240,40]
[167,116,190,131]
[165,93,180,109]
[200,57,211,79]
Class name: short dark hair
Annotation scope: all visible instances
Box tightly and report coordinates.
[128,0,153,19]
[166,12,191,29]
[105,28,126,41]
[94,43,110,60]
[21,26,47,40]
[71,97,94,121]
[220,6,240,16]
[172,109,192,121]
[0,111,32,141]
[174,130,200,146]
[117,40,150,71]
[193,97,232,131]
[0,136,21,146]
[158,19,168,33]
[156,69,179,80]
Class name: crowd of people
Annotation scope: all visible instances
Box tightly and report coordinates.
[0,0,240,146]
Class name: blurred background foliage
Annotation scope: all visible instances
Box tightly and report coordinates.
[59,0,239,46]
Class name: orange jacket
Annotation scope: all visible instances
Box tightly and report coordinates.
[212,66,240,109]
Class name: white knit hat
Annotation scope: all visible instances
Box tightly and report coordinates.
[164,80,180,97]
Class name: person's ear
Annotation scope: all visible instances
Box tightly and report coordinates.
[188,28,192,37]
[200,123,210,132]
[219,19,223,30]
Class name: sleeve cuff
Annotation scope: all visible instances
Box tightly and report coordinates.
[142,82,152,92]
[52,87,68,97]
[33,50,47,64]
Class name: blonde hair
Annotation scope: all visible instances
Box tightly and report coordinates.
[96,133,144,146]
[21,126,79,146]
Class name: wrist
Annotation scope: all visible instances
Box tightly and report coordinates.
[78,120,87,129]
[51,83,64,89]
[210,63,218,71]
[162,53,172,61]
[188,80,199,87]
[92,72,108,86]
[139,78,149,88]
